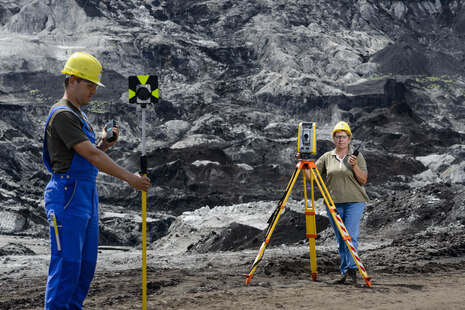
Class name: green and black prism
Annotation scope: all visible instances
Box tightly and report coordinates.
[128,75,159,107]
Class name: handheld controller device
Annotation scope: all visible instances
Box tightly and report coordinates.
[352,138,365,157]
[105,120,117,143]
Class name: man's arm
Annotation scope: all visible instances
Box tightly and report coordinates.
[73,140,150,191]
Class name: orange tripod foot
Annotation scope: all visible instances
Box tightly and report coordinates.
[311,272,317,281]
[243,273,253,285]
[364,276,372,287]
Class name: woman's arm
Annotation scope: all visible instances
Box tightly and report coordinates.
[348,155,367,185]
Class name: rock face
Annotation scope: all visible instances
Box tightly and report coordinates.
[0,0,464,247]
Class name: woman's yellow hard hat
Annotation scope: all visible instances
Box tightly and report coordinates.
[331,121,352,138]
[61,52,105,87]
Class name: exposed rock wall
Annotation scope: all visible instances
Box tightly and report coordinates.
[0,0,463,241]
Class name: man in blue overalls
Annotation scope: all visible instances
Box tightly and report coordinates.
[43,52,151,309]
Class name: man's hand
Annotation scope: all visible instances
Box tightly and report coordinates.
[99,125,119,151]
[127,173,151,192]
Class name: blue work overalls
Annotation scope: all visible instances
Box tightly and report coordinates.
[43,105,99,310]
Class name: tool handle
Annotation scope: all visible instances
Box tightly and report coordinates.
[50,213,61,251]
[140,155,147,175]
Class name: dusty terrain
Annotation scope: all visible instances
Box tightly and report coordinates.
[1,236,465,310]
[2,184,465,310]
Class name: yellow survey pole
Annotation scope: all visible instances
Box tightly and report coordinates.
[129,75,159,308]
[142,188,147,309]
[141,106,148,310]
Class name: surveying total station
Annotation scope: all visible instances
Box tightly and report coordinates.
[243,122,372,287]
[128,75,159,309]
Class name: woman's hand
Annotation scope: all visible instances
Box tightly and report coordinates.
[348,155,357,167]
[349,155,368,185]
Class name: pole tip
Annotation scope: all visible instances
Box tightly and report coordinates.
[312,272,317,281]
[243,273,252,285]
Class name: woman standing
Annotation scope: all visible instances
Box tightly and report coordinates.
[304,121,369,284]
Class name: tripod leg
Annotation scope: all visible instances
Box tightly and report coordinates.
[244,167,302,285]
[304,172,318,281]
[310,166,372,287]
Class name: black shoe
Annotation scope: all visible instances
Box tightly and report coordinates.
[347,268,358,284]
[333,273,347,284]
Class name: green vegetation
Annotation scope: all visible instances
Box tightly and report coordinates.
[29,89,110,113]
[410,75,455,92]
[29,89,52,103]
[367,74,460,93]
[88,100,109,114]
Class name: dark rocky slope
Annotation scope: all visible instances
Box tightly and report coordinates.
[0,0,464,252]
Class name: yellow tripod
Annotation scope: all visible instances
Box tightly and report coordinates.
[244,159,372,287]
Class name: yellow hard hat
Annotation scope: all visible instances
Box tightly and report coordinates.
[61,52,105,87]
[331,121,352,138]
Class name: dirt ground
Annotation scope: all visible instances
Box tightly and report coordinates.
[1,235,465,310]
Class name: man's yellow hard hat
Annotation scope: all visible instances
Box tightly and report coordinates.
[331,121,352,138]
[61,52,105,87]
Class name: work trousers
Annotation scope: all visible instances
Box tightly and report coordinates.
[44,176,99,310]
[326,202,365,274]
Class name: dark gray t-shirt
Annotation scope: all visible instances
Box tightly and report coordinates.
[45,99,94,173]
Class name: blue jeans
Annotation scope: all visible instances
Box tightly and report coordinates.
[326,202,365,274]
